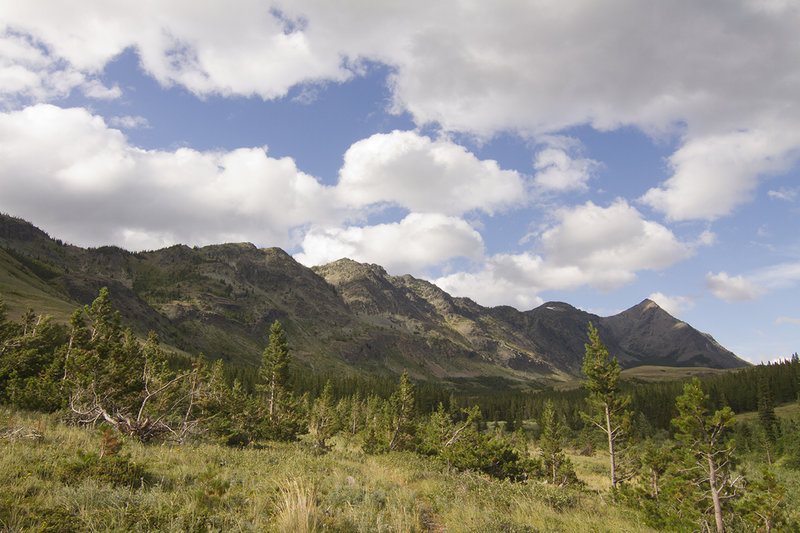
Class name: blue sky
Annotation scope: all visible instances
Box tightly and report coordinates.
[1,1,799,364]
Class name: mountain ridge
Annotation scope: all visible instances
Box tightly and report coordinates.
[0,213,748,389]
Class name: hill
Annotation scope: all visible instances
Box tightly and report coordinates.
[0,213,747,388]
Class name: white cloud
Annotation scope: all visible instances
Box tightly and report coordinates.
[533,143,598,193]
[295,213,484,275]
[108,115,150,129]
[0,31,120,106]
[641,127,800,221]
[0,105,509,268]
[647,292,695,317]
[337,130,527,216]
[775,317,800,326]
[3,1,800,226]
[436,200,692,308]
[0,104,335,250]
[754,261,800,290]
[538,200,692,290]
[705,261,800,303]
[705,272,765,302]
[768,187,798,201]
[434,255,546,310]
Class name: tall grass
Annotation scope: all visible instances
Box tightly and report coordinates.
[0,407,747,532]
[274,478,322,533]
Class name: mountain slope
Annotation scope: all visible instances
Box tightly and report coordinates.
[0,213,748,388]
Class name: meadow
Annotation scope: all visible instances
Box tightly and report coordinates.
[1,408,661,533]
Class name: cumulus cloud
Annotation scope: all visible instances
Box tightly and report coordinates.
[641,127,800,220]
[538,200,693,290]
[337,130,527,216]
[0,31,118,106]
[533,141,599,193]
[647,292,695,317]
[0,104,335,250]
[705,272,765,302]
[3,0,800,226]
[0,105,507,268]
[706,262,800,303]
[436,200,692,308]
[295,213,484,275]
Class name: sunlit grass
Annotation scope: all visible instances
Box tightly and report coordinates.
[0,408,698,532]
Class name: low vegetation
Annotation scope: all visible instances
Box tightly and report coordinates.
[1,288,799,531]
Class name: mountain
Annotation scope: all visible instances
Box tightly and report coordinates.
[0,213,748,389]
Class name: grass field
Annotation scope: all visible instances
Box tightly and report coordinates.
[0,408,661,532]
[735,401,799,422]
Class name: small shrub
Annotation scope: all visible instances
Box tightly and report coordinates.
[58,450,149,488]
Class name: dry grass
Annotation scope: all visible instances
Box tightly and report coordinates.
[0,408,709,532]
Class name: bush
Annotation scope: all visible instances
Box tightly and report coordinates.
[440,432,538,481]
[58,450,150,488]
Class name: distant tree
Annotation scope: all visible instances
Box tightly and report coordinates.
[257,320,301,440]
[757,375,780,464]
[540,400,578,486]
[260,321,290,419]
[388,370,416,451]
[309,380,338,451]
[581,322,631,490]
[672,378,741,533]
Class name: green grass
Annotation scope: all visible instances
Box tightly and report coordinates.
[0,409,663,532]
[0,249,77,322]
[619,365,730,382]
[735,401,799,422]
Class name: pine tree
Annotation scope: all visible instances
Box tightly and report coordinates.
[757,375,779,464]
[738,466,786,533]
[309,380,338,451]
[540,400,577,486]
[257,321,300,440]
[389,370,416,451]
[259,321,290,419]
[672,378,741,533]
[581,322,631,490]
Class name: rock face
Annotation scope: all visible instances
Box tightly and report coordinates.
[0,213,748,387]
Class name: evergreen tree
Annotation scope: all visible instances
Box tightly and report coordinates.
[672,378,741,533]
[757,375,780,464]
[309,380,338,451]
[540,400,577,486]
[259,321,290,418]
[257,321,300,440]
[738,466,787,533]
[581,322,631,489]
[389,370,416,451]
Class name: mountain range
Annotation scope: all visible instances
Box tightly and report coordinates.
[0,213,747,389]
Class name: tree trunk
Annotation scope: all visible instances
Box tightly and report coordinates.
[606,403,617,489]
[708,454,725,532]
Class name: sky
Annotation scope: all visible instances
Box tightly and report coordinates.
[1,1,799,364]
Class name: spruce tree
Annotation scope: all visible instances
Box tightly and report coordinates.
[258,321,300,440]
[259,320,290,419]
[540,400,577,486]
[581,322,631,490]
[757,375,779,464]
[389,370,416,451]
